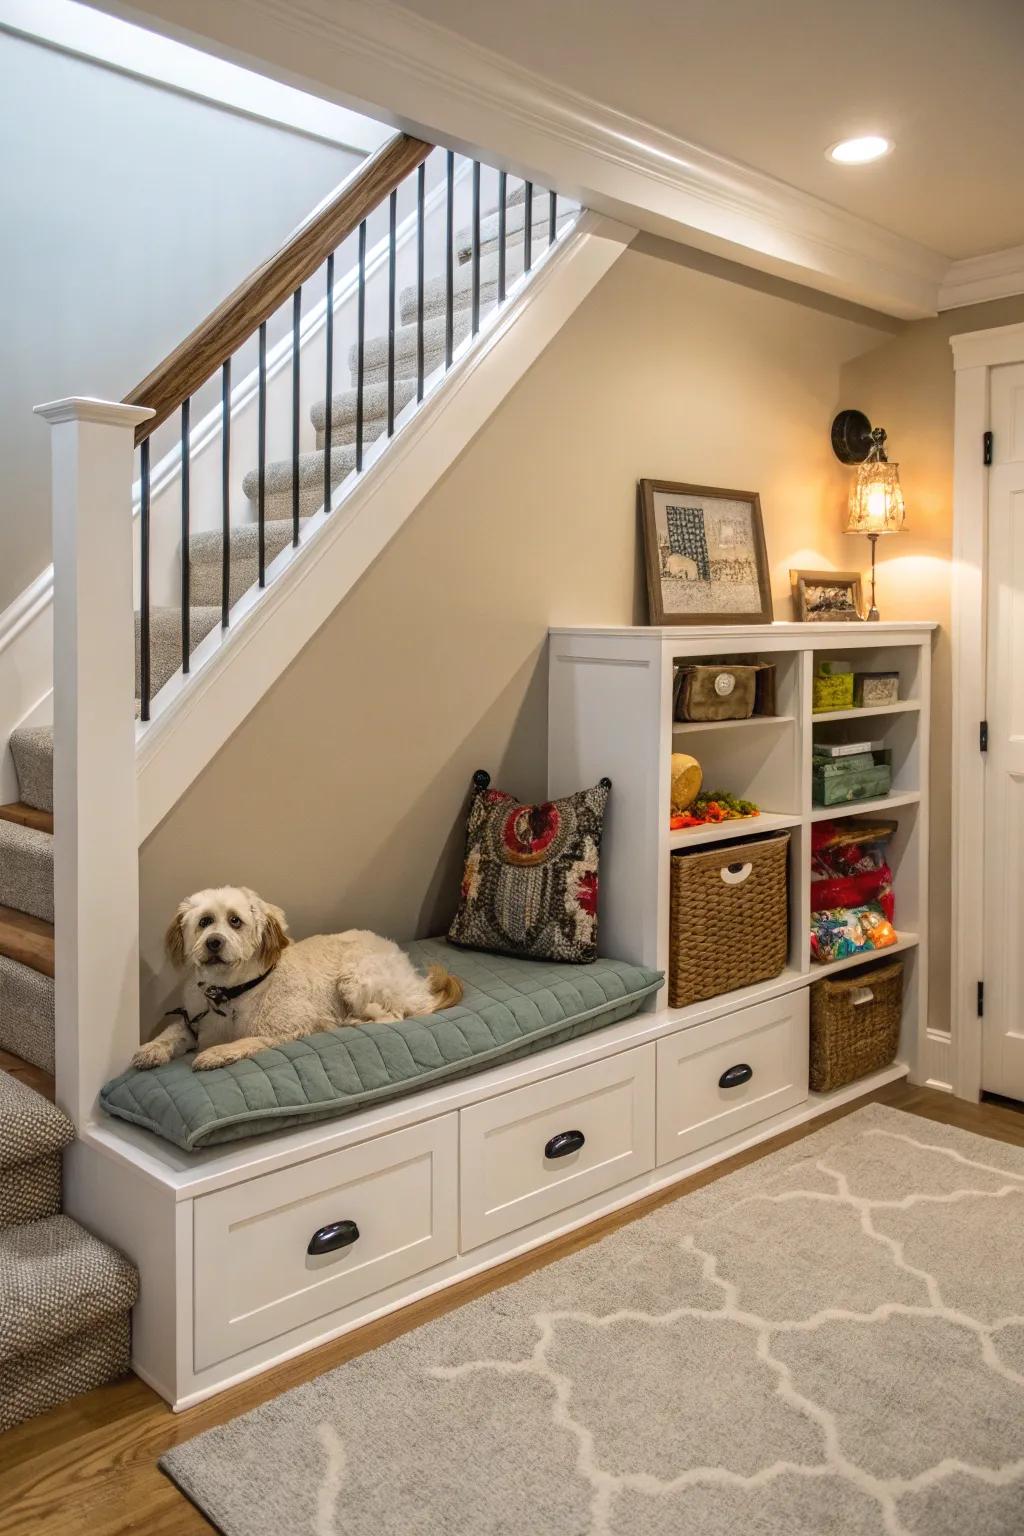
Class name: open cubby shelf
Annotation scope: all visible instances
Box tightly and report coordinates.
[548,622,933,1086]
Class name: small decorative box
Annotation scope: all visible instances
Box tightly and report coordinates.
[812,749,892,807]
[812,660,854,713]
[854,671,900,708]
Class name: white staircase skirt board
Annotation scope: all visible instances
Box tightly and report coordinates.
[134,211,634,840]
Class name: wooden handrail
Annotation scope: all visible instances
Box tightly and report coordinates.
[124,133,433,444]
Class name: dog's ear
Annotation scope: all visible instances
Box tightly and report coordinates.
[165,903,189,966]
[257,901,290,968]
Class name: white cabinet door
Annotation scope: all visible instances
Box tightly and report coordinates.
[193,1115,458,1369]
[983,360,1024,1100]
[657,992,808,1164]
[459,1046,657,1250]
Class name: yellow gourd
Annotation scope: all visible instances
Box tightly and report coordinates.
[670,752,703,813]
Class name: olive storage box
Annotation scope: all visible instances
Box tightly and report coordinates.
[809,958,904,1092]
[668,832,790,1007]
[812,748,892,807]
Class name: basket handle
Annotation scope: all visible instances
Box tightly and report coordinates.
[720,862,753,886]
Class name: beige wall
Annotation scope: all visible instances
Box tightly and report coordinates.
[139,234,907,1017]
[840,293,1024,1035]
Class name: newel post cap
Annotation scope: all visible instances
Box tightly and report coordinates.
[33,397,155,429]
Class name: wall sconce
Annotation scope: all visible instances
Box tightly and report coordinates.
[832,409,906,621]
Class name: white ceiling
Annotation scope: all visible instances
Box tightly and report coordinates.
[398,0,1024,261]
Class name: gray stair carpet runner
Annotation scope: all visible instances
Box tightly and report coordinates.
[0,1071,139,1430]
[2,728,55,1073]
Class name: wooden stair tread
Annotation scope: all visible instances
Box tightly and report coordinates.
[0,802,54,834]
[0,1047,55,1102]
[0,904,55,977]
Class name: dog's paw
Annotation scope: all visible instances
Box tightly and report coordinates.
[192,1045,236,1071]
[131,1041,172,1070]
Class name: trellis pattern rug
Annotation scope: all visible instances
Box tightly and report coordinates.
[162,1104,1024,1535]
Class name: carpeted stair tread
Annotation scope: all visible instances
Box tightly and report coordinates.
[0,819,54,925]
[0,1070,72,1230]
[399,247,513,326]
[9,728,53,815]
[188,521,297,609]
[351,309,473,387]
[311,379,417,447]
[240,446,358,502]
[456,198,575,263]
[0,802,53,835]
[0,1214,138,1366]
[135,605,221,699]
[0,957,54,1075]
[0,905,55,979]
[0,1070,73,1172]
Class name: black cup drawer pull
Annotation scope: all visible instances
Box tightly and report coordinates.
[307,1219,360,1256]
[718,1063,753,1089]
[545,1129,586,1159]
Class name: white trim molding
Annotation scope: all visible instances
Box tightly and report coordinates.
[0,567,54,803]
[948,319,1024,1100]
[92,0,948,319]
[0,0,389,153]
[939,245,1024,313]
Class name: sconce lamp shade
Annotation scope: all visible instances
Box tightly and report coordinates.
[845,458,906,536]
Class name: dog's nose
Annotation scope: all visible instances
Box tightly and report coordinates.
[205,934,223,953]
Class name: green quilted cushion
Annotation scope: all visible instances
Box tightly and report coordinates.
[99,940,663,1152]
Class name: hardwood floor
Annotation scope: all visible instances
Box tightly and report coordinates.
[1,1079,1022,1535]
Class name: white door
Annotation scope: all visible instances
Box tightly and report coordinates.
[983,360,1024,1099]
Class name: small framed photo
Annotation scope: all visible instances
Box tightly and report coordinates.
[790,569,864,623]
[639,481,774,626]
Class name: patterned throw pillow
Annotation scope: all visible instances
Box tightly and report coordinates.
[448,770,611,963]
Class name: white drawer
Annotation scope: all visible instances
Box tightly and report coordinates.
[459,1045,656,1250]
[656,992,808,1164]
[193,1115,458,1369]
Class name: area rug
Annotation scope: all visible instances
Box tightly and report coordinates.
[162,1103,1024,1535]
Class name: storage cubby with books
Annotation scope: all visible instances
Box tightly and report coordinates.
[548,620,936,1105]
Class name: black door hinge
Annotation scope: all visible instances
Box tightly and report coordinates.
[983,431,993,466]
[980,719,989,751]
[977,981,985,1018]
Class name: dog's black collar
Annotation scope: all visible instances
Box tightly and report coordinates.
[202,966,276,1011]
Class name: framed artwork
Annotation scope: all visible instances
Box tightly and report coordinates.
[639,480,774,626]
[790,569,865,622]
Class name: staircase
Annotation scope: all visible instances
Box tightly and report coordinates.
[0,1068,138,1430]
[0,137,604,1425]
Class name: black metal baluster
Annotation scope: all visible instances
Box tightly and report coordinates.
[292,286,301,546]
[497,170,507,303]
[445,149,455,369]
[221,359,230,626]
[139,439,151,721]
[524,181,533,274]
[180,398,190,674]
[548,189,557,247]
[323,251,334,511]
[387,188,397,437]
[355,225,365,471]
[416,161,425,402]
[258,320,267,585]
[471,161,481,335]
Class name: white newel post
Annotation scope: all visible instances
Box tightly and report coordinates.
[34,398,154,1127]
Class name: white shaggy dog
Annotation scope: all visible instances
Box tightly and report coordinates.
[132,886,463,1073]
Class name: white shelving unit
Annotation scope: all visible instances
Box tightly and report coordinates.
[548,620,935,1085]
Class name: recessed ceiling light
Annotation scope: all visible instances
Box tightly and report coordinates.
[827,135,892,165]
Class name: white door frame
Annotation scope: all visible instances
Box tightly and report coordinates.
[950,319,1024,1100]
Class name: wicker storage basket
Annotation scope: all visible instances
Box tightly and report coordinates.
[809,958,904,1092]
[669,832,789,1007]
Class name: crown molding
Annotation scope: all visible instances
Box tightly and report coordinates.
[938,243,1024,312]
[94,0,947,319]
